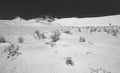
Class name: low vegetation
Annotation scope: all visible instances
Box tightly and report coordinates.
[79,36,86,42]
[51,30,61,42]
[63,30,71,34]
[64,57,74,66]
[0,36,7,43]
[18,36,25,43]
[78,28,81,32]
[89,67,111,73]
[33,30,46,40]
[4,43,22,58]
[45,42,56,47]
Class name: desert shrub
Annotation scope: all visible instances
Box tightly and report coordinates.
[97,29,101,32]
[34,30,40,39]
[78,28,81,32]
[45,42,56,47]
[51,31,60,42]
[89,67,111,73]
[90,27,98,33]
[103,27,107,32]
[18,36,25,43]
[40,33,46,39]
[39,15,55,22]
[64,30,71,34]
[79,36,86,42]
[64,57,74,66]
[111,29,119,37]
[112,31,117,36]
[0,36,6,43]
[104,26,119,36]
[33,30,46,40]
[4,43,21,58]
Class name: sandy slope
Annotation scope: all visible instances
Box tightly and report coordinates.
[0,15,120,73]
[53,15,120,26]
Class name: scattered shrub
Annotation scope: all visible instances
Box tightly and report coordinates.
[64,57,74,66]
[78,28,81,32]
[45,42,56,47]
[4,43,21,58]
[0,36,6,43]
[34,30,40,39]
[33,30,46,40]
[89,67,111,73]
[51,31,60,42]
[79,36,86,42]
[64,30,71,34]
[112,31,117,36]
[18,36,24,43]
[39,15,55,22]
[90,27,97,33]
[111,29,119,36]
[40,33,46,39]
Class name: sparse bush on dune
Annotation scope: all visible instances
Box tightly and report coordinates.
[79,36,86,42]
[40,32,46,39]
[63,30,71,34]
[34,15,55,23]
[45,42,56,47]
[74,25,120,35]
[18,36,25,43]
[44,30,60,47]
[78,28,81,32]
[103,27,109,33]
[34,30,40,39]
[33,30,46,40]
[90,27,97,33]
[51,30,61,42]
[111,30,118,36]
[102,25,120,36]
[64,57,74,66]
[89,67,111,73]
[4,43,21,58]
[0,36,7,43]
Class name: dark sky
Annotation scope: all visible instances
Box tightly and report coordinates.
[0,0,120,19]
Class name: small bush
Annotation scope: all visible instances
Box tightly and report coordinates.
[34,30,40,39]
[64,30,71,34]
[33,30,46,40]
[89,67,111,73]
[40,33,46,39]
[18,36,24,43]
[0,37,6,43]
[111,30,118,36]
[45,42,56,47]
[65,57,74,66]
[78,28,81,32]
[79,36,86,42]
[4,43,21,58]
[51,31,60,42]
[112,32,117,36]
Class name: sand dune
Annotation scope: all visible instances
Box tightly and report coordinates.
[0,15,120,73]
